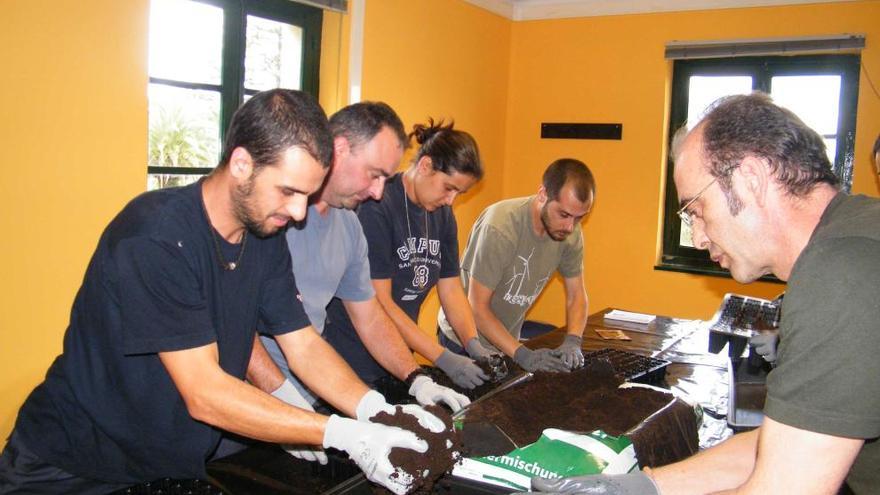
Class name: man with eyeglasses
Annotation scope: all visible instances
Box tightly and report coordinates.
[519,93,880,494]
[438,158,594,373]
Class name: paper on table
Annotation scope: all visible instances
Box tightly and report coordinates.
[604,309,656,325]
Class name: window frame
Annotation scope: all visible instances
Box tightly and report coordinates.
[657,54,860,281]
[147,0,323,178]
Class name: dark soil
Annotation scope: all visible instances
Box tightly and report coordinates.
[460,360,699,467]
[369,404,462,495]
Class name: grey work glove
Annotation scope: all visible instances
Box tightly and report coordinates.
[465,339,509,382]
[515,472,660,494]
[435,348,488,389]
[408,374,471,412]
[513,346,570,373]
[322,414,426,495]
[750,330,779,364]
[464,338,497,360]
[356,390,445,432]
[271,380,328,464]
[551,334,585,369]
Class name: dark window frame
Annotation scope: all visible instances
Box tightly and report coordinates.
[148,0,323,177]
[657,54,860,281]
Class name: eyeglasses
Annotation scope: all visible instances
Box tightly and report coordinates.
[677,177,717,227]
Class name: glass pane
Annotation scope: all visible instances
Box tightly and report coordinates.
[771,75,840,136]
[149,84,221,171]
[244,15,303,91]
[824,138,837,164]
[679,223,694,248]
[687,76,753,129]
[148,173,203,191]
[149,0,223,85]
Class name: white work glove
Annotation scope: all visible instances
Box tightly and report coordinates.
[513,346,570,373]
[271,379,328,465]
[750,331,779,364]
[355,390,445,433]
[408,374,471,412]
[514,472,660,494]
[322,414,427,495]
[551,334,585,369]
[434,349,488,389]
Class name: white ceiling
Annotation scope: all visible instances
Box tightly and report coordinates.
[462,0,859,21]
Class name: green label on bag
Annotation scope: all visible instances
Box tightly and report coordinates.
[452,429,638,491]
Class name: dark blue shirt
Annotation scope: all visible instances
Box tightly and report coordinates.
[323,173,460,384]
[14,180,309,483]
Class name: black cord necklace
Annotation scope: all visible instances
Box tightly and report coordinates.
[200,187,247,271]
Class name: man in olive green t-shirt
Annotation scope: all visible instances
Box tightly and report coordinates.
[522,95,880,495]
[438,158,594,373]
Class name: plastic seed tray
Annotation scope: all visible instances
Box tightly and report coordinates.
[583,348,670,384]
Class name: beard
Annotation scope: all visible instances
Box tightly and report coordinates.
[232,175,279,238]
[540,203,570,241]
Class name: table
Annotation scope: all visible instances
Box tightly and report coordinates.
[117,308,735,494]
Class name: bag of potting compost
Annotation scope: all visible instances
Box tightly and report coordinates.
[451,428,638,491]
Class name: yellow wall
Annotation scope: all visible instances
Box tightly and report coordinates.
[357,0,512,340]
[504,1,880,324]
[1,0,879,449]
[0,0,150,444]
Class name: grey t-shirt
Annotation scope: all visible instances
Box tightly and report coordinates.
[438,196,583,350]
[261,205,374,386]
[764,193,880,494]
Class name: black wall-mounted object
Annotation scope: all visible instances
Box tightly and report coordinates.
[541,123,622,140]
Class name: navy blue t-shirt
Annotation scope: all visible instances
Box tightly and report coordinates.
[323,173,460,384]
[13,180,309,483]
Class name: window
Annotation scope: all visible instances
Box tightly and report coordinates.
[658,54,860,279]
[147,0,323,190]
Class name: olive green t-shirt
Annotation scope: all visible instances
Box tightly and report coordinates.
[438,196,583,351]
[764,193,880,494]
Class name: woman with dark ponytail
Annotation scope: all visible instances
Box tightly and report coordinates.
[323,119,501,395]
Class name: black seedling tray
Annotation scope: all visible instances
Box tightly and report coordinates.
[583,348,670,385]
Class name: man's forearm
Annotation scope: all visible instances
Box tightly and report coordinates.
[472,305,521,357]
[651,429,760,495]
[278,328,370,418]
[564,293,587,337]
[247,336,286,393]
[345,298,419,381]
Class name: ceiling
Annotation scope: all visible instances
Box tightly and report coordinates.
[461,0,859,21]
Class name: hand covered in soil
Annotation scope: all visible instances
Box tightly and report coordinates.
[322,414,426,495]
[408,374,471,412]
[513,346,570,373]
[435,348,488,389]
[270,379,328,464]
[550,334,585,370]
[515,472,659,494]
[356,389,446,432]
[464,338,497,360]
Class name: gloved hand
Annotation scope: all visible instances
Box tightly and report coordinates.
[271,379,328,464]
[322,414,426,495]
[408,374,471,412]
[513,346,570,373]
[551,334,585,369]
[750,330,779,364]
[464,338,496,360]
[356,389,445,433]
[435,348,488,389]
[512,472,659,494]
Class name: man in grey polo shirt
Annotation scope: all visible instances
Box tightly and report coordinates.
[249,102,478,462]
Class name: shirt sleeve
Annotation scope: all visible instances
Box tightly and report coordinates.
[558,228,584,278]
[764,237,880,439]
[335,219,375,302]
[466,223,515,291]
[359,200,394,280]
[439,209,461,279]
[258,237,311,336]
[115,236,216,355]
